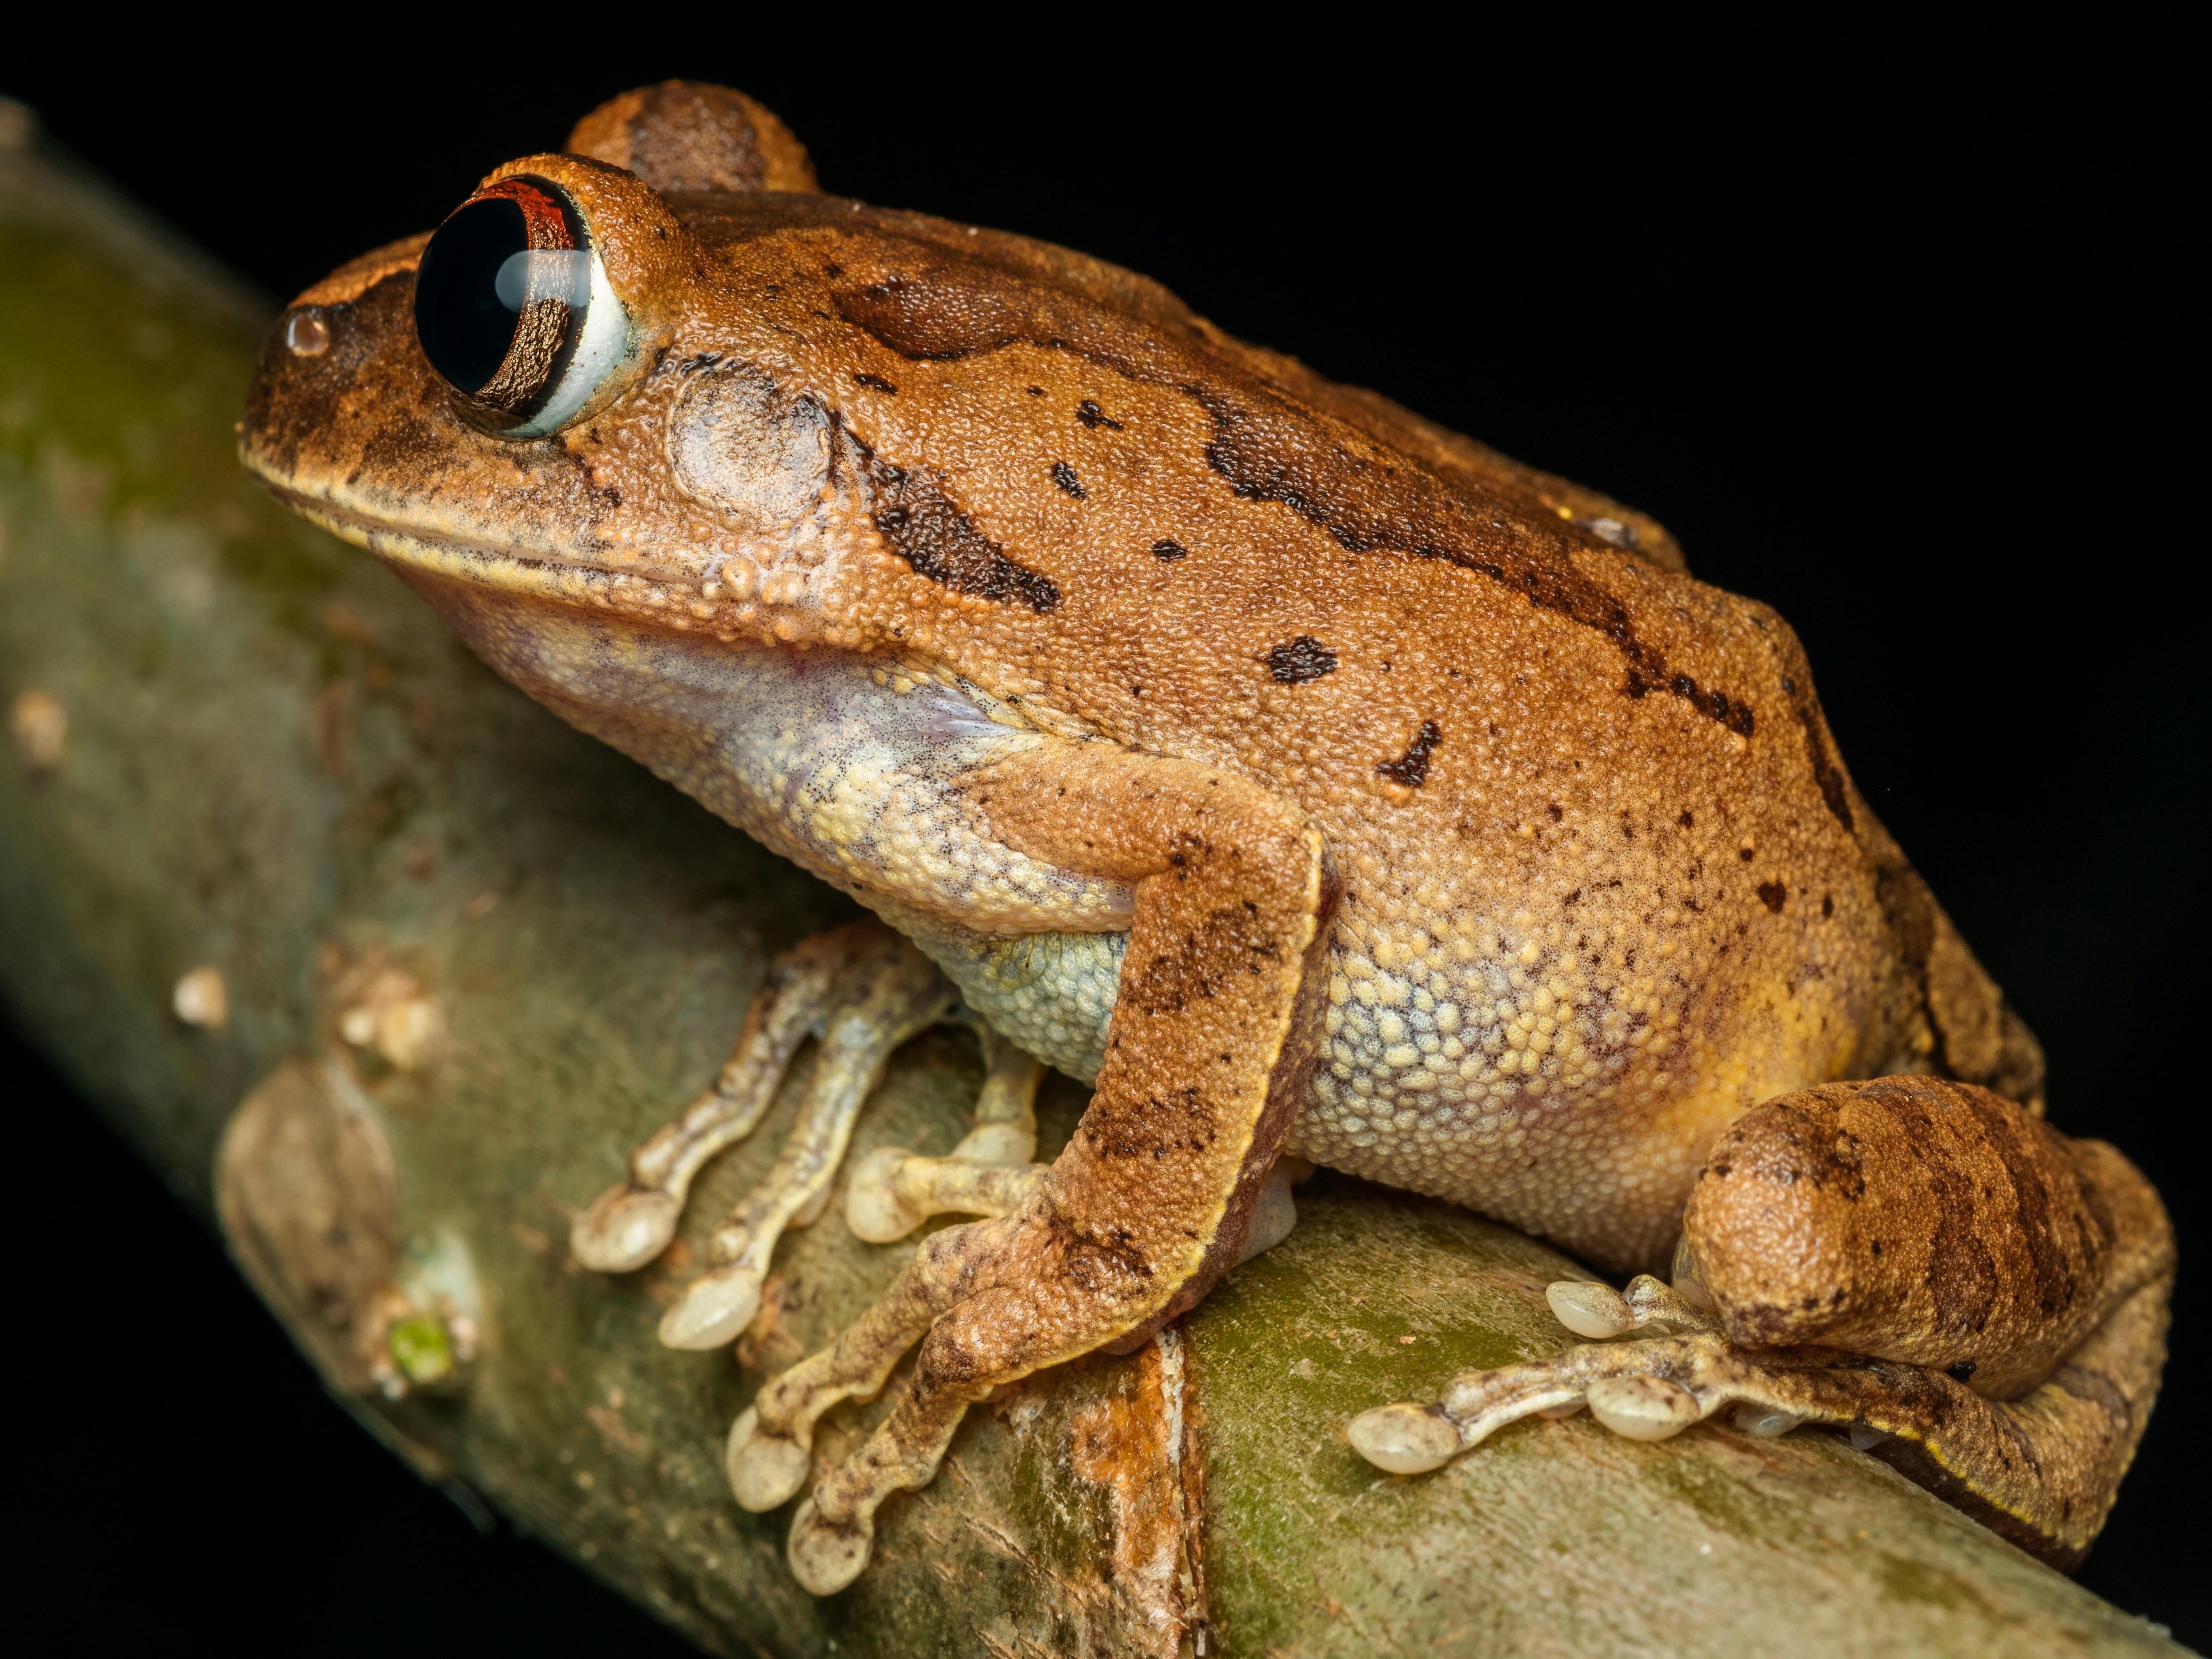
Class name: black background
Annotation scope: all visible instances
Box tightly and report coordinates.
[8,12,2203,1653]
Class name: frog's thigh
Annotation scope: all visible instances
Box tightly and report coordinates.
[571,921,958,1345]
[740,742,1335,1594]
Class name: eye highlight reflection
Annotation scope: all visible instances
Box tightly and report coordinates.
[493,250,593,312]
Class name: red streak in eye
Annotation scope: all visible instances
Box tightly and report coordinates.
[459,178,576,251]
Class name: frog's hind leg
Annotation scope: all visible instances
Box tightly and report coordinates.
[1350,1077,2175,1567]
[1349,1270,2171,1567]
[570,920,959,1348]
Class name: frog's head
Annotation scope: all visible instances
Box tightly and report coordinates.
[241,91,884,648]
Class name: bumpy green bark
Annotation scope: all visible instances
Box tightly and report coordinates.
[0,114,2185,1658]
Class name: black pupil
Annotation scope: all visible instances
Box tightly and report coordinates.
[414,198,530,393]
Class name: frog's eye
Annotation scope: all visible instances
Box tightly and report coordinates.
[413,176,630,438]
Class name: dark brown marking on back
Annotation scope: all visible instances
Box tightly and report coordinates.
[1266,636,1338,684]
[852,371,898,394]
[1757,881,1788,914]
[1052,461,1086,498]
[1782,672,1855,830]
[1152,538,1189,560]
[1377,720,1442,788]
[1076,399,1123,430]
[1869,859,2046,1105]
[853,436,1060,612]
[831,257,1757,736]
[1187,387,1754,737]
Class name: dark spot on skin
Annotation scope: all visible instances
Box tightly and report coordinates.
[1679,810,1694,829]
[852,371,897,394]
[1266,635,1337,684]
[1377,720,1442,788]
[1823,894,1835,918]
[1740,848,1755,862]
[678,352,724,374]
[1546,804,1563,822]
[1052,461,1086,497]
[1076,399,1123,430]
[1757,881,1787,914]
[1152,538,1189,560]
[1948,1360,1978,1384]
[1027,386,1044,396]
[855,436,1059,611]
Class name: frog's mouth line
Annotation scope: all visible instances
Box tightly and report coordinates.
[256,480,709,611]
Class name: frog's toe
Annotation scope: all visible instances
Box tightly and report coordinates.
[845,1147,1050,1243]
[843,1030,1049,1244]
[844,1146,928,1242]
[571,1184,680,1272]
[660,1260,765,1350]
[1236,1154,1307,1264]
[1346,1401,1462,1472]
[726,1405,812,1510]
[570,920,944,1298]
[1349,1333,1755,1475]
[1732,1403,1808,1438]
[1544,1279,1637,1338]
[788,1498,873,1596]
[1544,1272,1718,1340]
[1584,1374,1701,1440]
[724,1215,997,1535]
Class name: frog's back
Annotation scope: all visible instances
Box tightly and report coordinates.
[648,193,2041,1267]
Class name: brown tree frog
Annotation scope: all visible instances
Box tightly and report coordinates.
[241,81,2173,1590]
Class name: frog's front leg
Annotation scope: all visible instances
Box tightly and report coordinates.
[731,743,1335,1594]
[570,920,960,1346]
[1350,1077,2174,1567]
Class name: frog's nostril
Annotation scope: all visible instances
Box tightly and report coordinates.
[284,309,330,357]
